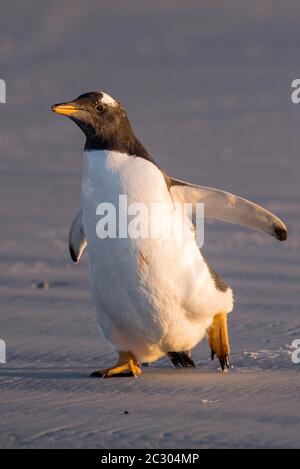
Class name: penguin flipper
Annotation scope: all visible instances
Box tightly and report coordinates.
[69,208,87,263]
[167,177,287,241]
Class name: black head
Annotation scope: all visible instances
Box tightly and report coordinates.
[52,91,151,159]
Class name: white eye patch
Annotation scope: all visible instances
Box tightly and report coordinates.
[101,92,117,106]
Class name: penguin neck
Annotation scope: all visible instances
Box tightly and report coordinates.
[84,128,153,163]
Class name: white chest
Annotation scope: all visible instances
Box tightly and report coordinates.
[80,150,219,362]
[82,149,169,208]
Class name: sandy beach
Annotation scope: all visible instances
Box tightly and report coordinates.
[0,1,299,448]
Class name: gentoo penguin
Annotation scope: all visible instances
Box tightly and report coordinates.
[52,91,287,377]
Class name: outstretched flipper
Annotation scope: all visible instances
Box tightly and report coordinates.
[69,208,87,263]
[167,177,288,241]
[167,351,196,368]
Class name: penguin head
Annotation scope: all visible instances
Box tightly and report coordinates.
[52,91,138,152]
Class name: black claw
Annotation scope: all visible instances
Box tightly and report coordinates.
[225,354,230,369]
[218,354,230,371]
[219,357,225,371]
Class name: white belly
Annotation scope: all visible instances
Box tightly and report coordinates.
[81,150,233,362]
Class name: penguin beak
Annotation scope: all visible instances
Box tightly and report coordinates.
[51,101,80,116]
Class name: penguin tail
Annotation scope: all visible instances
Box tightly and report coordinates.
[167,351,196,368]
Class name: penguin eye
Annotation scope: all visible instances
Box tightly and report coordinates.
[95,103,105,114]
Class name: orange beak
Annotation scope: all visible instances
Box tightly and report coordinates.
[51,102,80,116]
